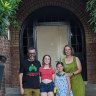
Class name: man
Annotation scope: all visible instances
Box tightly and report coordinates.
[19,48,41,96]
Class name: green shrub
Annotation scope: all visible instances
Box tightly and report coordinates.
[0,0,21,38]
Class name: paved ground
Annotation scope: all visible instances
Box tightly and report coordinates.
[85,84,96,96]
[5,84,96,96]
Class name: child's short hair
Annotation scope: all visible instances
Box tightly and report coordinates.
[56,61,63,67]
[56,61,64,71]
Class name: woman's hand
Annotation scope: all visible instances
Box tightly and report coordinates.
[66,73,73,77]
[20,87,24,95]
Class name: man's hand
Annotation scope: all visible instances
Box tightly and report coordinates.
[20,87,24,95]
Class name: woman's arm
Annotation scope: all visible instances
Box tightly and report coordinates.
[66,76,71,96]
[19,73,24,95]
[67,57,82,77]
[73,57,82,75]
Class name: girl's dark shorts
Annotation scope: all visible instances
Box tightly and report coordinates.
[40,81,54,92]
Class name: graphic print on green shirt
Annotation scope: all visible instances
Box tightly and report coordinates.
[27,63,39,76]
[29,64,37,72]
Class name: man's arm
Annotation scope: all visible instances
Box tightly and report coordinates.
[19,73,24,95]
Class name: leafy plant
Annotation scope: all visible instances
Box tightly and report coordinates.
[0,0,21,38]
[86,0,96,33]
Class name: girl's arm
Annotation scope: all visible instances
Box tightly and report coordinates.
[52,73,56,82]
[66,76,71,96]
[39,67,41,82]
[52,67,56,82]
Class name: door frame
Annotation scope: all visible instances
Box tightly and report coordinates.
[33,22,71,58]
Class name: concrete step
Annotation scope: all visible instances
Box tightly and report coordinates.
[5,88,21,96]
[5,84,96,96]
[85,84,96,96]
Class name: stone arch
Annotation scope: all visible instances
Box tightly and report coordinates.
[18,0,86,25]
[17,0,93,42]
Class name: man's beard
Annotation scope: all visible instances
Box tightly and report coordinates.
[29,56,35,61]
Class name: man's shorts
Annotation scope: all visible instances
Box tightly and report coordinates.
[24,88,40,96]
[40,81,54,93]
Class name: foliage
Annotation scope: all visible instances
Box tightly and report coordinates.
[86,0,96,33]
[0,0,21,38]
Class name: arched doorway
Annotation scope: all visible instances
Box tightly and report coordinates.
[20,6,87,80]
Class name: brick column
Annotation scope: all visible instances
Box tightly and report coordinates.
[0,37,11,96]
[86,43,96,83]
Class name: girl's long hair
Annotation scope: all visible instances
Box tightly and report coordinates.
[42,55,51,68]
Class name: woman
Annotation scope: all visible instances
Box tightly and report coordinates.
[62,45,85,96]
[39,55,55,96]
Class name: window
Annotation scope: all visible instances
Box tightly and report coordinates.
[22,24,34,59]
[71,22,82,53]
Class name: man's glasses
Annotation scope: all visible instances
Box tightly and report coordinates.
[28,53,35,55]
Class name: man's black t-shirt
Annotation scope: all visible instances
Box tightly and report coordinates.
[19,59,41,88]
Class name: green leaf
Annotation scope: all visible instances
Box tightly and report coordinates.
[86,0,96,35]
[0,0,21,38]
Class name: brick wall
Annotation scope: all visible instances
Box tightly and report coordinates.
[0,37,11,96]
[86,43,96,84]
[0,1,96,95]
[9,28,20,88]
[10,46,20,87]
